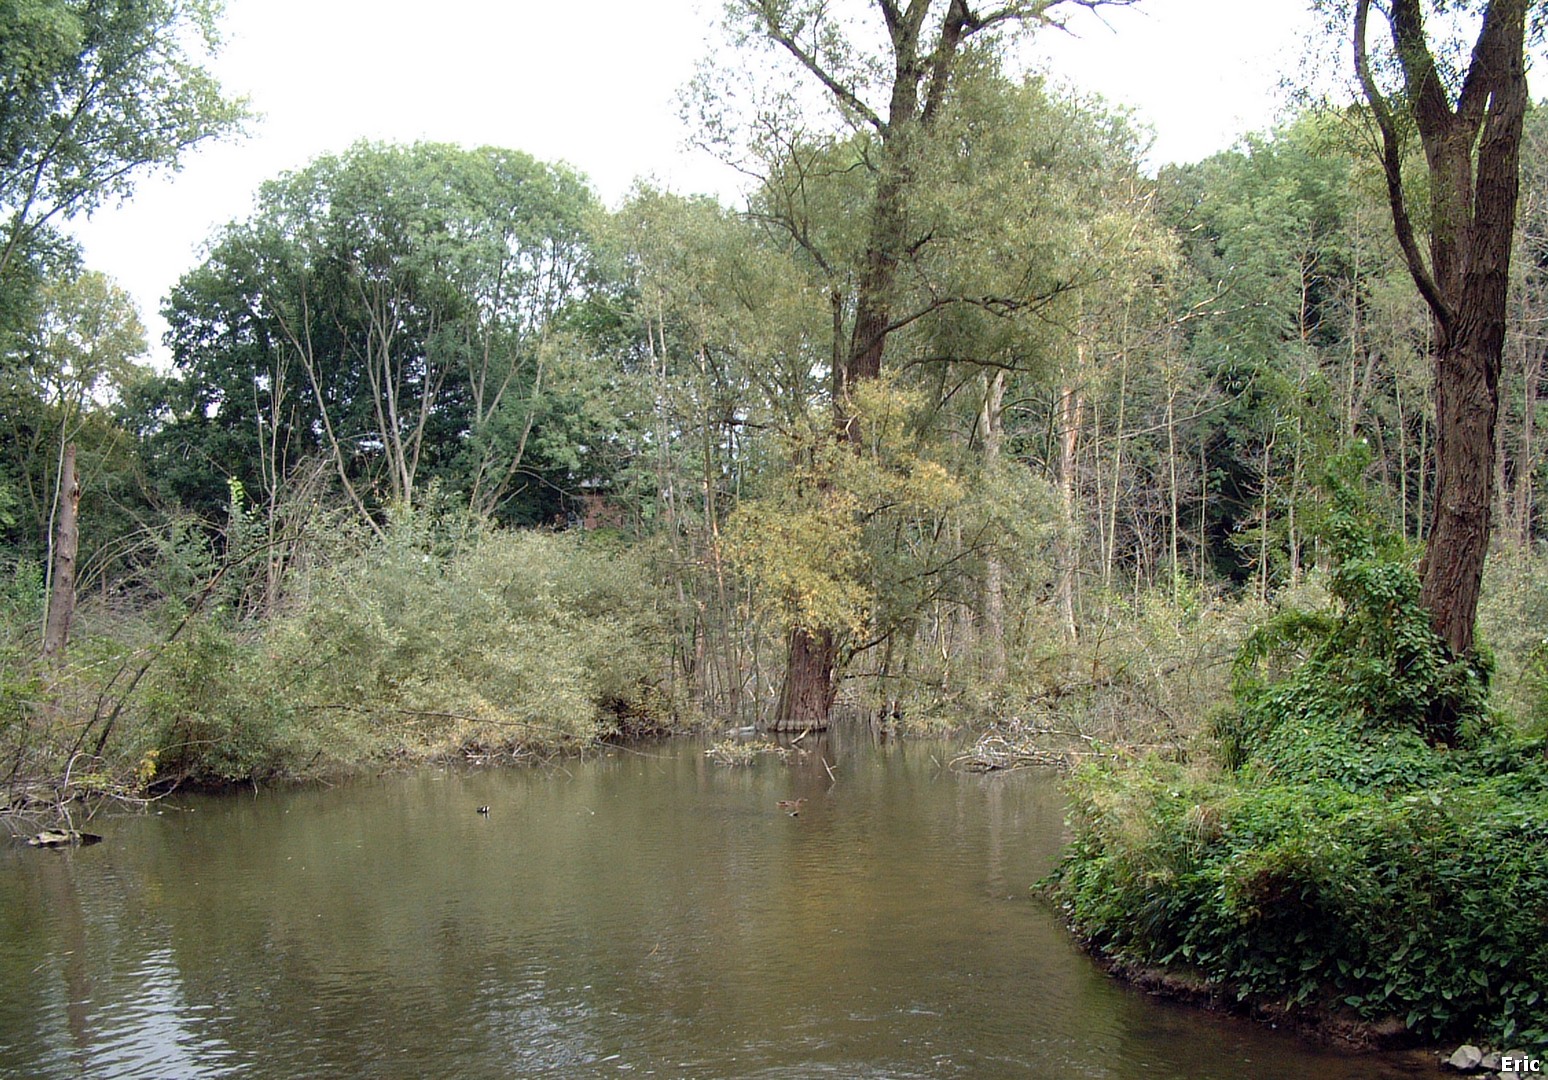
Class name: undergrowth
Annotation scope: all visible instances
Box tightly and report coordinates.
[2,513,673,805]
[1046,459,1548,1049]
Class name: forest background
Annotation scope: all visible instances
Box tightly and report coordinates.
[5,0,1548,1046]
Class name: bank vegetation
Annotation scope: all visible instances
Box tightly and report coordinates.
[4,0,1548,1053]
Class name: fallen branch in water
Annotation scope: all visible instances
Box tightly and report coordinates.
[952,733,1083,772]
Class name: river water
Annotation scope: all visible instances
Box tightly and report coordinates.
[1,731,1431,1078]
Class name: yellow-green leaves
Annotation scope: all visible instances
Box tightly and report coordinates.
[726,488,870,635]
[726,377,965,637]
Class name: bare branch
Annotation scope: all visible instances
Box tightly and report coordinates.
[1354,0,1452,331]
[746,1,888,133]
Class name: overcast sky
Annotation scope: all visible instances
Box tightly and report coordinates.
[68,0,1326,360]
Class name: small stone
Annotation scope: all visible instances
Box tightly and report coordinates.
[1481,1052,1502,1071]
[1448,1045,1484,1071]
[1502,1050,1535,1074]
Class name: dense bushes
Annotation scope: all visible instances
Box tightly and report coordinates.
[4,520,671,793]
[151,526,669,782]
[1051,742,1548,1045]
[1048,476,1548,1048]
[1225,467,1491,754]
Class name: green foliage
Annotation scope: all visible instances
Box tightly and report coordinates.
[1228,454,1490,752]
[0,0,245,339]
[0,508,670,794]
[1049,746,1548,1047]
[1050,457,1539,1047]
[0,266,148,561]
[726,376,968,642]
[1478,548,1548,730]
[0,557,42,628]
[152,140,603,524]
[1156,111,1416,588]
[0,561,44,740]
[145,524,669,783]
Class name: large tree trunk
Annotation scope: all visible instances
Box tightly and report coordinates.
[1354,0,1527,667]
[769,626,837,731]
[1420,305,1506,655]
[42,443,79,661]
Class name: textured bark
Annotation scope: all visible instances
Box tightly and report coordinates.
[42,444,79,661]
[1354,0,1528,663]
[769,626,837,731]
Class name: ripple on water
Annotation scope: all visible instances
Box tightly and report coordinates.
[0,738,1447,1080]
[69,950,246,1079]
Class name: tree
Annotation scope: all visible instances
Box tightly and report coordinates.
[0,0,245,288]
[1159,119,1371,591]
[0,267,145,656]
[0,0,243,566]
[606,187,830,719]
[0,267,144,553]
[1348,0,1529,674]
[713,0,1137,729]
[153,142,601,529]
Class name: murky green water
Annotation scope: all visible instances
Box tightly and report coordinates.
[1,731,1430,1078]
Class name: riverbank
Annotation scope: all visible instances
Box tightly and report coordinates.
[1043,725,1548,1051]
[1042,495,1548,1054]
[1071,951,1541,1078]
[1088,954,1414,1050]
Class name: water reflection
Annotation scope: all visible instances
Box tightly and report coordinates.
[1,732,1428,1078]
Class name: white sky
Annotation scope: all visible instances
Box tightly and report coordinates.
[68,0,1326,361]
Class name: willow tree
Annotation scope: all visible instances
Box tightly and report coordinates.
[719,0,1137,730]
[1348,0,1529,674]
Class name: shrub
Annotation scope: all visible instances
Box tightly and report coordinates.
[145,523,670,782]
[1229,459,1490,752]
[1050,751,1548,1045]
[1049,457,1546,1048]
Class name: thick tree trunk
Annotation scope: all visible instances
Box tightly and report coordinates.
[769,626,837,731]
[1420,324,1505,656]
[1355,0,1527,666]
[1415,105,1519,657]
[42,444,79,661]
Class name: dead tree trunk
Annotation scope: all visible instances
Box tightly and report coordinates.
[42,444,79,662]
